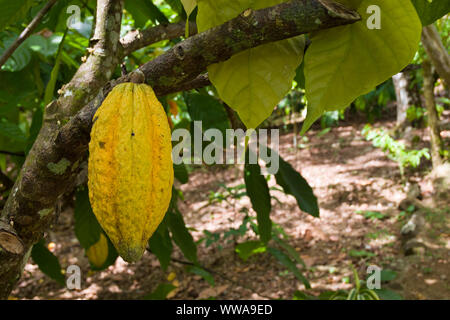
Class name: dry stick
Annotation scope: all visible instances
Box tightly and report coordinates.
[0,0,58,68]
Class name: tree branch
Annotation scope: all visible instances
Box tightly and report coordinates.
[0,0,125,299]
[0,0,359,299]
[121,21,198,57]
[0,0,58,68]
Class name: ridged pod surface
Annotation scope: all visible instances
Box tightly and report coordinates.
[86,233,109,268]
[88,83,173,262]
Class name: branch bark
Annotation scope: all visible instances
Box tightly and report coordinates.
[422,25,450,87]
[0,0,359,298]
[121,21,197,57]
[0,0,124,299]
[0,0,58,68]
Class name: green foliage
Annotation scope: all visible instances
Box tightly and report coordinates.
[197,0,305,128]
[186,265,215,286]
[148,218,173,271]
[142,283,177,300]
[362,125,430,177]
[267,247,310,288]
[274,151,319,217]
[124,0,169,28]
[244,150,272,243]
[302,0,422,133]
[74,188,102,250]
[185,92,230,135]
[31,239,65,286]
[235,240,266,262]
[0,0,34,31]
[167,207,198,263]
[411,0,450,26]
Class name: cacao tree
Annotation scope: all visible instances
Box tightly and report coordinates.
[0,0,448,299]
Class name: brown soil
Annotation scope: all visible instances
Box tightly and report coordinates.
[11,120,450,300]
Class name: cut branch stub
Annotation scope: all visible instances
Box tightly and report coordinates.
[0,221,24,255]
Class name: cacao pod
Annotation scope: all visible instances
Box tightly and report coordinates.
[86,233,109,268]
[88,82,174,262]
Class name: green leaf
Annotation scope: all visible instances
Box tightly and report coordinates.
[181,0,197,16]
[272,236,305,268]
[0,34,32,72]
[244,150,272,243]
[0,0,34,30]
[25,108,43,155]
[173,163,188,184]
[186,265,215,286]
[125,0,169,28]
[31,240,65,286]
[142,283,177,300]
[185,92,231,135]
[380,269,397,282]
[74,188,103,250]
[274,153,319,217]
[235,240,266,262]
[196,0,305,128]
[148,218,173,271]
[302,0,421,133]
[411,0,450,26]
[267,247,310,288]
[167,208,198,262]
[373,288,403,300]
[348,249,376,258]
[0,120,27,144]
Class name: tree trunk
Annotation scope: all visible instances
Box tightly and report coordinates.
[422,59,443,168]
[421,25,450,88]
[392,72,412,129]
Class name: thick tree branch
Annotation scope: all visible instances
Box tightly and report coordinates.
[0,0,58,68]
[121,21,198,57]
[0,0,359,299]
[0,0,124,299]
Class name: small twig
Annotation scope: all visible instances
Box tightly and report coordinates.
[0,0,58,68]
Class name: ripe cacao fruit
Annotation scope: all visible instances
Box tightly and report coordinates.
[88,82,173,262]
[86,233,109,268]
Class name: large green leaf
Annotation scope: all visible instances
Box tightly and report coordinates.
[173,163,189,184]
[411,0,450,26]
[244,150,272,243]
[74,188,103,250]
[0,0,34,31]
[31,240,65,285]
[274,153,319,217]
[185,92,230,135]
[197,0,305,128]
[302,0,421,133]
[148,218,173,271]
[125,0,169,28]
[167,208,198,263]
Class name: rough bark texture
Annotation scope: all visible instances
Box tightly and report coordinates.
[422,59,443,168]
[0,0,359,298]
[0,0,125,298]
[393,72,413,128]
[422,25,450,88]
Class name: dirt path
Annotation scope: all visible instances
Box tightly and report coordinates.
[12,121,449,300]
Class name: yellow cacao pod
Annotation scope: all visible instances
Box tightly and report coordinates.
[88,82,174,262]
[86,233,109,268]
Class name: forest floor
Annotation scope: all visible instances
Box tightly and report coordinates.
[11,118,450,300]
